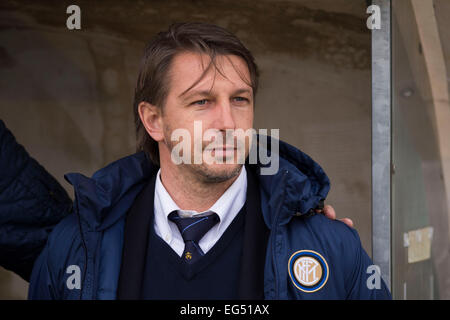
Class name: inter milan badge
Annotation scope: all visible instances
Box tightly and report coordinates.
[288,250,329,293]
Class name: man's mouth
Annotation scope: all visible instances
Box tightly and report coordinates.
[205,145,236,150]
[205,146,238,157]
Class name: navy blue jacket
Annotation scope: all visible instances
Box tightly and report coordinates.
[0,120,72,281]
[25,134,391,299]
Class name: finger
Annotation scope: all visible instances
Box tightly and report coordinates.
[339,218,354,228]
[323,205,336,220]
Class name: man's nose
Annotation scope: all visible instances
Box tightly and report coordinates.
[214,100,236,131]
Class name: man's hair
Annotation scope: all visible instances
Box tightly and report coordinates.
[133,22,259,166]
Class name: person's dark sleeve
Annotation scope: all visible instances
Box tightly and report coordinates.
[0,119,73,281]
[345,227,392,299]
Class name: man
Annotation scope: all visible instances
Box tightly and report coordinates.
[0,119,342,292]
[26,22,390,299]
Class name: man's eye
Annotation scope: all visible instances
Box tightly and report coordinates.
[192,99,208,106]
[233,97,249,103]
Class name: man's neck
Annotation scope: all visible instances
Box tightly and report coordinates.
[159,165,241,212]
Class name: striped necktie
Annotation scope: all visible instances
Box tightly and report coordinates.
[168,211,220,263]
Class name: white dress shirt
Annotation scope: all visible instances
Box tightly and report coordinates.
[153,166,247,257]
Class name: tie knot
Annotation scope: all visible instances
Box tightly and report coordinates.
[168,211,220,243]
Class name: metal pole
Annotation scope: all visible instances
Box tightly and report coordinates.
[371,0,391,290]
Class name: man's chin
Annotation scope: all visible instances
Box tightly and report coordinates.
[191,163,243,183]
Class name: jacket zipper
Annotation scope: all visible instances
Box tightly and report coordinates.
[270,169,289,299]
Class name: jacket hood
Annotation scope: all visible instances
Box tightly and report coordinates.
[65,135,330,231]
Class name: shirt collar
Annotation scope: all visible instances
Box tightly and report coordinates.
[208,167,247,228]
[154,166,247,235]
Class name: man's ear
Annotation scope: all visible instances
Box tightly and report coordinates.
[138,101,164,142]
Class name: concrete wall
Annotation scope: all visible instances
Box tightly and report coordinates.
[0,0,371,299]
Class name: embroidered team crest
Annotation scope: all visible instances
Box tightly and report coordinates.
[288,250,329,293]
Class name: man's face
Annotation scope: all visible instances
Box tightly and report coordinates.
[160,51,254,183]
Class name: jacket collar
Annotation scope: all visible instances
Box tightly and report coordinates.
[65,135,330,231]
